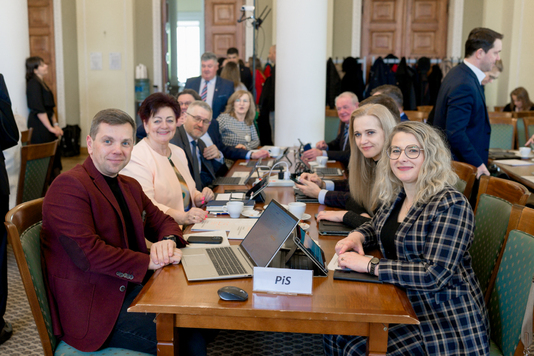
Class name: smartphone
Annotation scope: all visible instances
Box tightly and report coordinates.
[187,235,223,244]
[290,176,301,185]
[303,143,312,151]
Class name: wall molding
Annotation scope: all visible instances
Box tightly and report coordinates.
[447,0,464,58]
[152,0,162,91]
[53,0,66,127]
[351,0,361,57]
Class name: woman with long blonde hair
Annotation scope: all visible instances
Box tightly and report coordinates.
[297,104,397,228]
[325,122,489,355]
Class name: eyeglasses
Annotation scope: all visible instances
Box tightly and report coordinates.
[178,101,192,107]
[235,98,250,103]
[387,145,424,160]
[186,111,211,126]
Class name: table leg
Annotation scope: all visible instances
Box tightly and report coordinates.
[367,323,389,356]
[156,314,178,356]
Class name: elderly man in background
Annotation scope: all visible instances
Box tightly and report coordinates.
[301,92,359,167]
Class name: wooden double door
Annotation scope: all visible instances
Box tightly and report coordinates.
[361,0,448,60]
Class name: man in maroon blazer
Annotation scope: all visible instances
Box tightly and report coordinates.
[41,109,186,354]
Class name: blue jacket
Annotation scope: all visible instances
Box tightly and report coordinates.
[433,63,490,167]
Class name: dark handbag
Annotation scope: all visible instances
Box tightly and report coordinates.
[0,74,19,150]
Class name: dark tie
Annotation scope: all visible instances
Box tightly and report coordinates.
[190,140,202,189]
[342,124,349,150]
[201,81,208,101]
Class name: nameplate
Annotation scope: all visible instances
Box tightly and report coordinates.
[252,267,313,295]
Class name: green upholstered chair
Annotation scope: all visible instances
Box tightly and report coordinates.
[516,118,527,148]
[522,116,534,148]
[16,140,58,205]
[487,230,534,356]
[471,194,513,296]
[5,198,152,356]
[489,117,517,150]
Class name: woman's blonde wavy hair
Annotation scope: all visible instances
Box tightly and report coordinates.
[374,121,458,206]
[348,104,398,213]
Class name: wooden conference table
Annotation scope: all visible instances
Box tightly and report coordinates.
[493,159,534,190]
[129,155,419,356]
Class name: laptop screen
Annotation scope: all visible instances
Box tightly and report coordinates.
[241,200,299,267]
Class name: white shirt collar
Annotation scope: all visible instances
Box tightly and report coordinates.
[463,59,486,84]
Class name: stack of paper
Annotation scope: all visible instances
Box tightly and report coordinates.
[191,218,257,239]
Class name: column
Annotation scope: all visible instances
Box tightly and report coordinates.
[274,0,327,146]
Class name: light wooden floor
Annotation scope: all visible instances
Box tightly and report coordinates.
[61,149,89,172]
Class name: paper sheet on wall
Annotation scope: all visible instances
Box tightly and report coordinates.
[90,52,102,70]
[191,218,257,239]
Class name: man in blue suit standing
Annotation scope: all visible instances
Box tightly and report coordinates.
[434,28,503,179]
[184,52,269,163]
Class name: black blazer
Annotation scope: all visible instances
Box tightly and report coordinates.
[0,74,19,196]
[240,66,253,91]
[170,126,224,190]
[433,63,490,167]
[326,122,350,166]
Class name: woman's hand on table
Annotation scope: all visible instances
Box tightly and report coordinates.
[335,232,365,255]
[316,210,346,222]
[294,178,321,198]
[299,173,325,188]
[526,134,534,146]
[338,252,372,274]
[184,207,208,225]
[195,188,214,205]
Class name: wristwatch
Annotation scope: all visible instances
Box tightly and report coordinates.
[162,235,177,244]
[368,257,380,275]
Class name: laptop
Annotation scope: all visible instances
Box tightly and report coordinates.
[181,200,300,281]
[313,167,343,176]
[212,159,262,186]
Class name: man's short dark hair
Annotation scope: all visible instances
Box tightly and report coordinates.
[359,95,401,123]
[465,27,503,58]
[227,47,239,56]
[177,89,202,101]
[371,85,403,109]
[90,109,136,139]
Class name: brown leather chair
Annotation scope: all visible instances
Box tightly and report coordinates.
[451,161,476,199]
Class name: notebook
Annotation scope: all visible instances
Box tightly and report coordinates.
[181,200,300,281]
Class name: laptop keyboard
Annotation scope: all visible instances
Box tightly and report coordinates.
[214,177,242,185]
[206,247,247,276]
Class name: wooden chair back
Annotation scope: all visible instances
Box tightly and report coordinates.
[404,110,426,122]
[488,111,512,119]
[512,111,534,118]
[16,140,58,205]
[20,128,33,146]
[416,105,433,112]
[489,117,517,150]
[451,161,476,199]
[475,175,530,213]
[493,106,505,112]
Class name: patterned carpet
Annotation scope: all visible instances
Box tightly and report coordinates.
[1,244,324,355]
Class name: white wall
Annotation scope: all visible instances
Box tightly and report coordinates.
[0,0,30,119]
[76,0,135,143]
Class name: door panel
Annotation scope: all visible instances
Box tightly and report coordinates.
[404,0,447,57]
[205,0,245,58]
[28,0,56,99]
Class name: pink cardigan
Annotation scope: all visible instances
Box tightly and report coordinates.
[121,139,199,214]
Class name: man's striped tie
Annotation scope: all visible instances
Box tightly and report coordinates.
[201,81,208,101]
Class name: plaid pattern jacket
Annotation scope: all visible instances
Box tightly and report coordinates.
[356,185,490,355]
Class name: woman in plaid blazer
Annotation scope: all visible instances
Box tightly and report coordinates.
[324,122,489,355]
